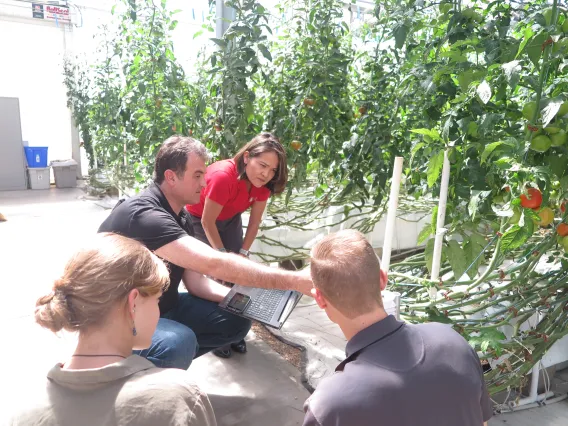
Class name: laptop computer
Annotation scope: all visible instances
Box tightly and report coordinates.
[219,285,303,329]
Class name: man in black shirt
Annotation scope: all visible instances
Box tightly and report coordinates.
[99,136,311,370]
[302,230,492,426]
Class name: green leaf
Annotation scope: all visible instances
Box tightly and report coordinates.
[477,80,492,104]
[525,32,547,66]
[393,24,408,49]
[258,44,272,61]
[516,27,534,58]
[541,99,563,128]
[500,225,531,253]
[410,142,425,164]
[522,208,540,224]
[410,128,441,141]
[468,191,491,220]
[481,139,515,164]
[427,150,445,188]
[447,240,467,280]
[417,224,432,245]
[431,206,439,234]
[442,117,452,141]
[468,329,506,352]
[478,113,504,137]
[425,239,435,275]
[502,60,521,90]
[210,38,227,48]
[426,306,453,324]
[457,69,484,92]
[463,233,486,279]
[547,155,568,180]
[467,121,479,137]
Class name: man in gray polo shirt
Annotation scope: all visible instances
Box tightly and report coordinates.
[303,230,492,426]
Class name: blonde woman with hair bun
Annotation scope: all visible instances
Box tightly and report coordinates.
[8,233,216,426]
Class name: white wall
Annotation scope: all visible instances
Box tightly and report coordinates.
[0,2,73,175]
[0,0,210,182]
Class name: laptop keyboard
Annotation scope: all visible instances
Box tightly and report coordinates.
[245,289,286,322]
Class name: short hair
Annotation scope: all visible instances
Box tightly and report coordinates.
[35,233,170,333]
[233,133,288,194]
[154,135,210,184]
[310,230,383,318]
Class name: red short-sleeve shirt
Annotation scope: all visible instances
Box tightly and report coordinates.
[187,159,271,221]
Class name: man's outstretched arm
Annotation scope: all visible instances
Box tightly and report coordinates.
[156,236,313,295]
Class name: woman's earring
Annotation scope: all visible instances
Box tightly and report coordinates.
[132,325,137,336]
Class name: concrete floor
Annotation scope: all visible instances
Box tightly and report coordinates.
[1,185,568,425]
[0,186,309,426]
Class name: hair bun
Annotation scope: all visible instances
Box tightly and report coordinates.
[34,288,70,333]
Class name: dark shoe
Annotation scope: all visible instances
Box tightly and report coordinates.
[213,347,232,358]
[231,339,247,354]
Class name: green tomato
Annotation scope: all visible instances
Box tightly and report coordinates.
[493,194,504,204]
[462,8,483,23]
[544,125,561,134]
[509,208,521,225]
[439,3,452,14]
[553,38,568,53]
[550,130,567,147]
[522,101,538,121]
[530,135,552,152]
[558,101,568,117]
[562,236,568,252]
[543,7,554,26]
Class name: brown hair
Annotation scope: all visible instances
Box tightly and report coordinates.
[310,230,383,318]
[233,133,288,194]
[154,135,210,184]
[35,233,170,333]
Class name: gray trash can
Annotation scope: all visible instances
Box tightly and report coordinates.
[28,167,51,190]
[50,159,78,188]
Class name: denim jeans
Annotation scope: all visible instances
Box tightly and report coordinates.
[135,292,251,370]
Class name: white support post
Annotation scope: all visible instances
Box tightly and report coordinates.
[429,150,451,299]
[381,157,404,275]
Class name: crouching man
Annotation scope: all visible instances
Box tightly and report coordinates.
[303,230,492,426]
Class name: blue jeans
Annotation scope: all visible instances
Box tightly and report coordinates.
[135,292,251,370]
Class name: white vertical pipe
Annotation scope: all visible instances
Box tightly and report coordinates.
[381,157,404,275]
[215,0,224,38]
[516,312,543,407]
[429,150,451,299]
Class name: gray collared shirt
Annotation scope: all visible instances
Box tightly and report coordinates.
[8,355,217,426]
[303,315,492,426]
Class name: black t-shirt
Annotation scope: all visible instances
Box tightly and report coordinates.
[98,183,193,314]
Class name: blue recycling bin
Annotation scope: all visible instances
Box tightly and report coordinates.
[24,147,49,168]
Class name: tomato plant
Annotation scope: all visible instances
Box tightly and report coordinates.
[64,0,568,396]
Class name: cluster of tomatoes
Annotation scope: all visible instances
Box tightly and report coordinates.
[518,187,568,252]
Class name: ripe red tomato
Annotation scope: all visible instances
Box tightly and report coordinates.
[520,188,543,210]
[557,223,568,237]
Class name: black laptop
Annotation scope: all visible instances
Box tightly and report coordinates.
[219,285,303,329]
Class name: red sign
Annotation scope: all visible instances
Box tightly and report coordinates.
[45,5,70,23]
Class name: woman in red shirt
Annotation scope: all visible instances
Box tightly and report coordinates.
[187,132,288,358]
